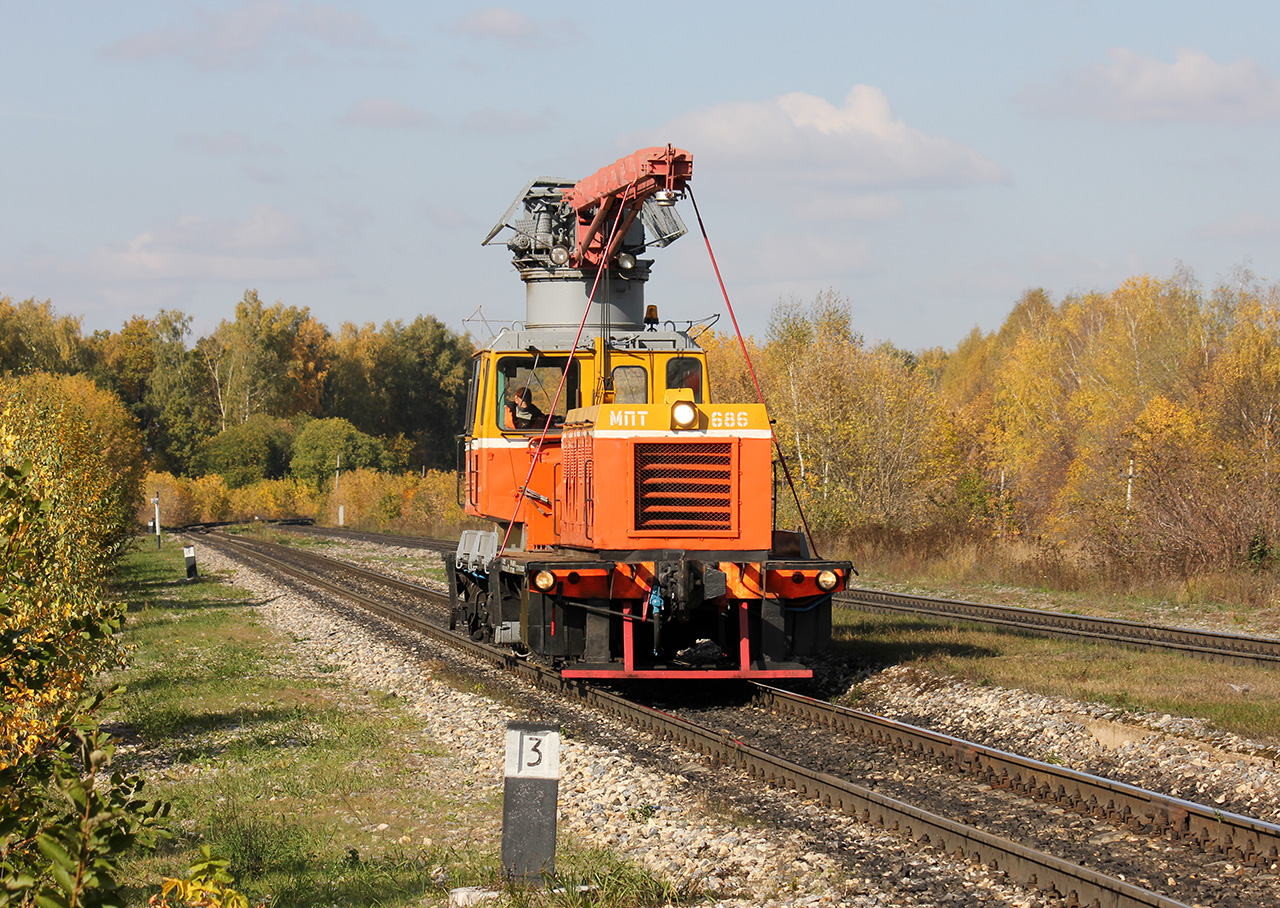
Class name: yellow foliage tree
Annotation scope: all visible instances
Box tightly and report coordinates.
[756,292,955,532]
[0,373,144,767]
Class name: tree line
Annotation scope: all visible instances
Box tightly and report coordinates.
[707,269,1280,577]
[8,268,1280,578]
[0,290,474,485]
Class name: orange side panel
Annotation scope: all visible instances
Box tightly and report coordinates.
[466,439,562,547]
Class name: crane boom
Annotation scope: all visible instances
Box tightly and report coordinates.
[560,145,692,268]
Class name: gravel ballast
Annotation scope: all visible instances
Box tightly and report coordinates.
[177,538,1280,906]
[860,664,1280,824]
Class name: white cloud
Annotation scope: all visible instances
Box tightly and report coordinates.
[100,0,399,69]
[653,86,1008,191]
[0,206,343,328]
[84,206,339,283]
[341,98,433,128]
[1193,212,1280,240]
[450,7,579,47]
[453,7,539,42]
[1021,48,1280,123]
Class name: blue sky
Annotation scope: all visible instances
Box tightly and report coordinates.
[4,1,1280,351]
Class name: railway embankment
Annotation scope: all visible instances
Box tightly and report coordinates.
[113,538,1053,906]
[113,531,1280,905]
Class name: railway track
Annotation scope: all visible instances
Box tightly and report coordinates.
[841,586,1280,666]
[263,523,1280,667]
[192,527,1280,907]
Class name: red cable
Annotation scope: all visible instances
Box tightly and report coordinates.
[687,187,822,559]
[496,183,638,558]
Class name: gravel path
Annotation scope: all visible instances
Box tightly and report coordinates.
[183,537,1280,906]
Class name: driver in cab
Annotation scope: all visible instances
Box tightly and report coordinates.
[505,386,547,430]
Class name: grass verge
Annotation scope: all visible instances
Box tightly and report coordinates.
[105,537,687,907]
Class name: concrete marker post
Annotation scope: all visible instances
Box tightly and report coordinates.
[501,721,559,882]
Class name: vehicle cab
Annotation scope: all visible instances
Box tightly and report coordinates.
[461,323,768,554]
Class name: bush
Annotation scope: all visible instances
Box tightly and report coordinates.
[1,375,146,746]
[1,373,145,567]
[136,473,322,526]
[321,468,470,536]
[226,478,319,523]
[138,471,197,528]
[0,375,166,902]
[0,465,165,904]
[198,416,295,489]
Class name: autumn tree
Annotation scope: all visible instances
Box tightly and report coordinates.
[197,290,332,430]
[324,315,472,470]
[0,297,86,375]
[700,327,763,406]
[1099,396,1260,571]
[87,315,157,410]
[759,291,954,532]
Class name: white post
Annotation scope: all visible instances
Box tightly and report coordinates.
[152,492,161,550]
[501,722,560,880]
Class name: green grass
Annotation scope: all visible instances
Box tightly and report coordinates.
[105,538,688,906]
[831,612,1280,742]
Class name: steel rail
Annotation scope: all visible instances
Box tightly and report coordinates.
[840,586,1280,665]
[750,683,1280,865]
[262,521,448,551]
[194,530,1210,907]
[265,524,1280,667]
[247,527,1280,858]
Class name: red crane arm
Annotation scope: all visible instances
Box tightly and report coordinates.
[560,144,692,268]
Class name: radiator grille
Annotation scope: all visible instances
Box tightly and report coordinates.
[634,442,733,531]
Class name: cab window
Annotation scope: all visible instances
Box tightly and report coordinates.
[665,357,703,403]
[612,365,648,404]
[496,357,579,432]
[465,358,482,431]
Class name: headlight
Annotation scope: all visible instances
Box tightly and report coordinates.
[816,569,840,591]
[671,401,698,429]
[532,570,556,592]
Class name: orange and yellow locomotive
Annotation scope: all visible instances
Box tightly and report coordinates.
[448,147,850,679]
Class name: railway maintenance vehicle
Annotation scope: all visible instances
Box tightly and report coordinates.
[448,145,851,679]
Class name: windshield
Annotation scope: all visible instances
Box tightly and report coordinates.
[496,356,579,432]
